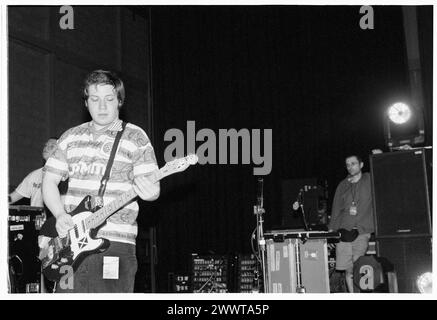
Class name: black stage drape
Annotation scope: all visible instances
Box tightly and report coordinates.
[139,6,431,292]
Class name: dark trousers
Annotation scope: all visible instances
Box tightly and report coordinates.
[55,241,137,293]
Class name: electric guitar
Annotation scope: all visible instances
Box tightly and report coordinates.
[39,154,198,282]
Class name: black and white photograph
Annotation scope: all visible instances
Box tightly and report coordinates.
[3,2,433,301]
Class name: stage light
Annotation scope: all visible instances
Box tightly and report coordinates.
[387,102,412,124]
[383,101,425,150]
[416,272,432,293]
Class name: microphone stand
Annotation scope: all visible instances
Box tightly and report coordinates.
[294,188,309,293]
[254,178,268,293]
[294,188,310,231]
[254,203,268,293]
[298,193,309,231]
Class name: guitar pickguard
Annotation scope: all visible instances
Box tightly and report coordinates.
[39,155,198,282]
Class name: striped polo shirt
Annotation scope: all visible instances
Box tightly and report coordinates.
[44,119,159,245]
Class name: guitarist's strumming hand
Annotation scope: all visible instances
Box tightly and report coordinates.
[56,213,74,237]
[133,174,160,201]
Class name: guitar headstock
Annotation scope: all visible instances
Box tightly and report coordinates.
[186,153,199,165]
[163,154,198,174]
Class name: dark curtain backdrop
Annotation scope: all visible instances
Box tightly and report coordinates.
[8,6,152,188]
[139,6,431,291]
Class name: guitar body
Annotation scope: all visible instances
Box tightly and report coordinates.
[39,196,110,282]
[38,154,198,283]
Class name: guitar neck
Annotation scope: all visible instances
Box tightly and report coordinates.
[85,168,168,230]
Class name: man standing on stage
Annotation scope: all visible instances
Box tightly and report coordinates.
[42,69,160,293]
[328,155,375,293]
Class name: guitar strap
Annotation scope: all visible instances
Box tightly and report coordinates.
[95,121,127,208]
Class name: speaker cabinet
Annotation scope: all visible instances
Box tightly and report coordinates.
[376,237,432,293]
[266,238,330,293]
[370,149,432,237]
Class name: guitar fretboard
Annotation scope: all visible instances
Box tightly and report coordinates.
[84,169,165,230]
[40,154,197,268]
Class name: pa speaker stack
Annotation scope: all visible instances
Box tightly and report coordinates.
[370,148,432,293]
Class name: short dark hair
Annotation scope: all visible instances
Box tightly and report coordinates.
[345,155,363,164]
[43,137,58,148]
[82,70,125,106]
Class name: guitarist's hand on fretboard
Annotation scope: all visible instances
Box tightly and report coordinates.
[56,213,74,237]
[39,154,198,282]
[133,174,160,201]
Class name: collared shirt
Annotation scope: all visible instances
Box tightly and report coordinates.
[45,119,159,244]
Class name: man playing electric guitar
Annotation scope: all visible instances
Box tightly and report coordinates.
[42,70,160,293]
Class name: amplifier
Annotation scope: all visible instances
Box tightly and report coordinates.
[8,205,45,293]
[236,254,262,293]
[168,273,191,293]
[191,254,228,293]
